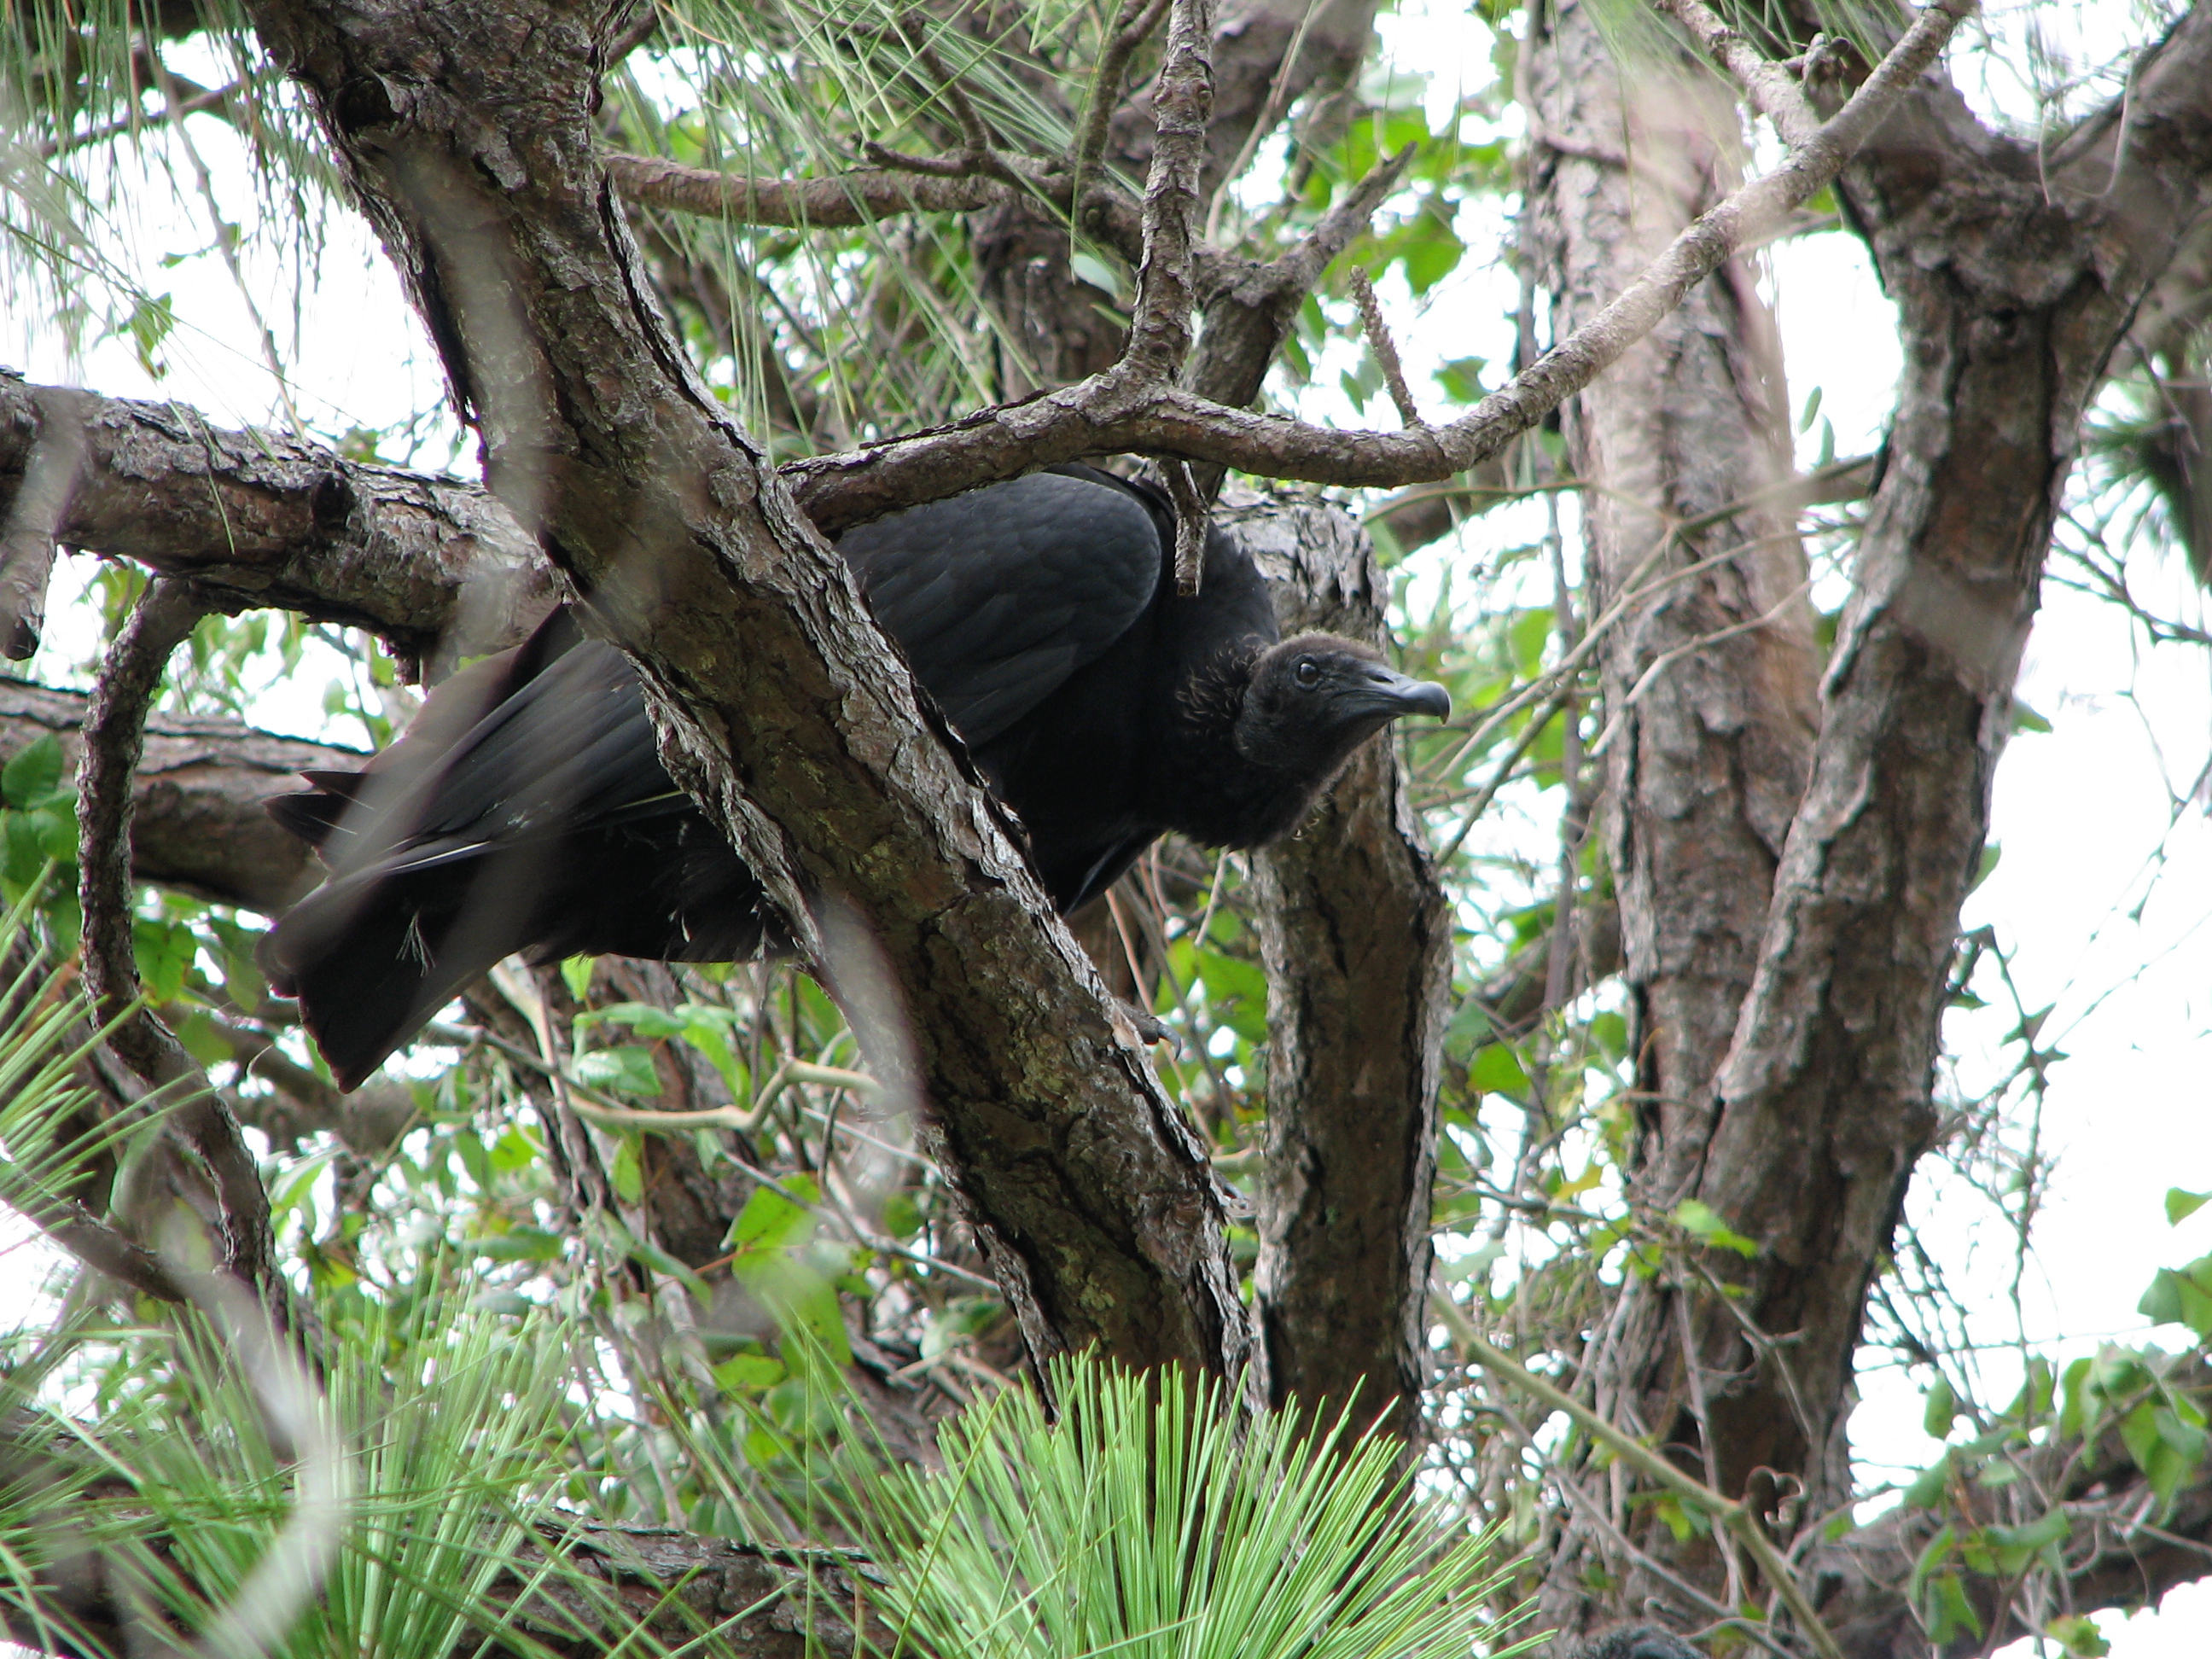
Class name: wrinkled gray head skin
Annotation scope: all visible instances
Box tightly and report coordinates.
[1231,632,1452,771]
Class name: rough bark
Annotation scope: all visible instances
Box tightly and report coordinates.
[234,0,1249,1382]
[1522,6,1826,1629]
[0,373,554,680]
[1237,495,1448,1447]
[0,675,360,913]
[1519,0,2212,1643]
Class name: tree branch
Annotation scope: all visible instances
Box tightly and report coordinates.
[0,674,361,914]
[241,0,1250,1382]
[76,577,276,1296]
[0,371,553,678]
[1125,0,1219,381]
[606,150,1150,266]
[783,0,1974,532]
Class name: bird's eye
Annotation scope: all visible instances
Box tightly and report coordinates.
[1294,657,1320,689]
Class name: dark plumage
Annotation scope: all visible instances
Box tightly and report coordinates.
[260,467,1450,1089]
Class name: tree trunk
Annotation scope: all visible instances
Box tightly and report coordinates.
[1516,0,2212,1643]
[1240,496,1450,1448]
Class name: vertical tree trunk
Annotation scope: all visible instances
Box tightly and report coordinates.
[1241,498,1450,1447]
[1518,2,2212,1642]
[1521,0,1825,1634]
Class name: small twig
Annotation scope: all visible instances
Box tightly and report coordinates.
[608,149,1149,263]
[1202,0,1327,243]
[1347,265,1422,428]
[77,576,277,1298]
[1650,0,1825,146]
[1454,1324,1848,1659]
[36,1193,191,1303]
[791,0,1976,516]
[1585,576,1816,759]
[1162,457,1208,594]
[1433,687,1574,865]
[1074,0,1173,183]
[888,18,997,159]
[36,73,247,161]
[860,140,983,180]
[151,49,307,439]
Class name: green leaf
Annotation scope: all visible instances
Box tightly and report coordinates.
[882,1190,924,1240]
[1923,1377,1959,1440]
[1466,1041,1529,1096]
[132,916,196,1005]
[573,1045,661,1097]
[1435,355,1487,405]
[2046,1614,2110,1656]
[712,1353,786,1394]
[1,736,62,808]
[1925,1570,1982,1643]
[1673,1200,1759,1258]
[726,1176,819,1257]
[1902,1451,1952,1511]
[1068,250,1121,298]
[123,292,176,376]
[473,1226,563,1262]
[2167,1188,2211,1225]
[559,954,595,999]
[2058,1355,2094,1439]
[609,1136,644,1205]
[1982,1510,2069,1574]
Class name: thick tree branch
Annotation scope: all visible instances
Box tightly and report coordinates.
[1239,498,1448,1448]
[0,386,90,659]
[0,675,360,914]
[1125,0,1218,380]
[0,371,552,678]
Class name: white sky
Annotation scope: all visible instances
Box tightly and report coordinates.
[6,2,2212,1652]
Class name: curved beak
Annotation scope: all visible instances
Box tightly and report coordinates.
[1347,662,1452,723]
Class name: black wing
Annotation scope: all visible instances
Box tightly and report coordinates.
[841,469,1163,747]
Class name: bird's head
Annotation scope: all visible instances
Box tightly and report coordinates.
[1233,634,1452,773]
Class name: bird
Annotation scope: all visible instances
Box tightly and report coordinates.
[259,466,1452,1090]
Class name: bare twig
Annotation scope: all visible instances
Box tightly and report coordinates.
[786,0,1975,528]
[1075,0,1173,183]
[76,576,276,1296]
[1453,1324,1848,1659]
[1347,265,1421,427]
[33,1194,190,1303]
[608,149,1149,264]
[1162,458,1208,594]
[889,19,997,158]
[37,73,249,161]
[1650,0,1826,145]
[1123,0,1220,381]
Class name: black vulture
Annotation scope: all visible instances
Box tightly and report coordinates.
[259,467,1450,1090]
